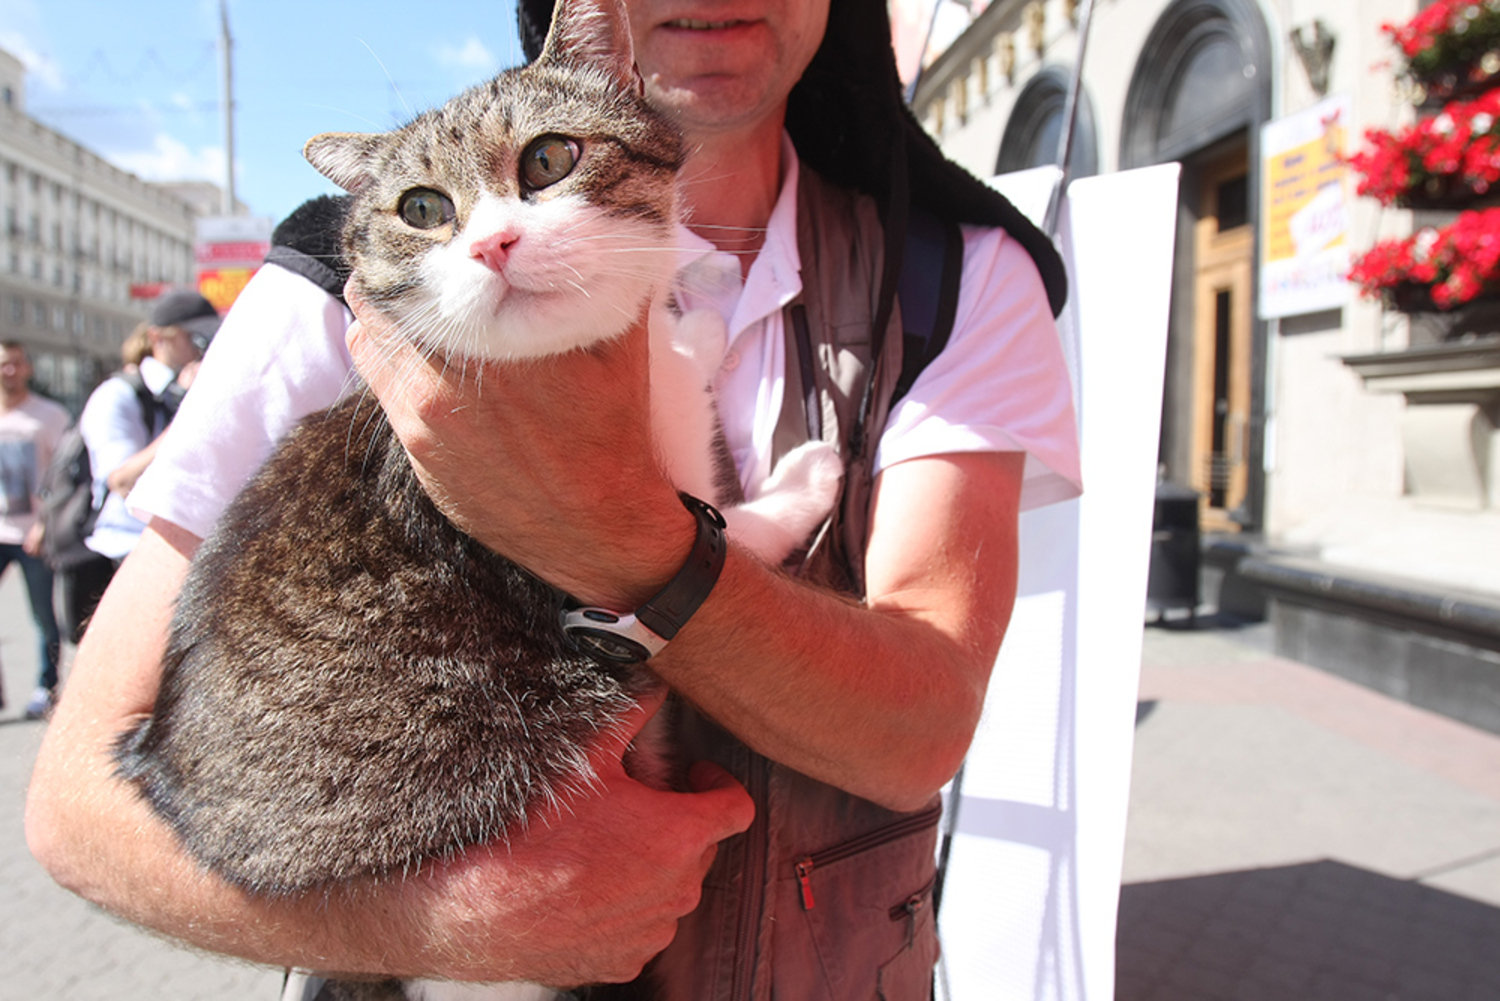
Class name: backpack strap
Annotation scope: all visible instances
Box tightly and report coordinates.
[264,245,348,302]
[115,370,163,437]
[779,202,965,462]
[892,207,964,406]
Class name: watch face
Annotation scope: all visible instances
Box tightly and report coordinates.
[567,627,651,664]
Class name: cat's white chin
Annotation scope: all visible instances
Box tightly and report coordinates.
[478,285,644,360]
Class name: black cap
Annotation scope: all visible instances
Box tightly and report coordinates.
[149,289,222,346]
[515,0,1067,316]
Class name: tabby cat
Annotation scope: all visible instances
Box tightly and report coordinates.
[112,2,839,999]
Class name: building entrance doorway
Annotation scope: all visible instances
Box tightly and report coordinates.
[1190,149,1254,530]
[1121,0,1273,530]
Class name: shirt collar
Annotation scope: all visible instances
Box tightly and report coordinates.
[670,132,804,343]
[728,132,802,339]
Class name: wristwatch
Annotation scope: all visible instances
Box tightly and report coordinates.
[561,493,727,663]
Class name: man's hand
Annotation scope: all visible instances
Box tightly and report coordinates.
[377,692,754,986]
[104,437,162,497]
[22,519,45,557]
[345,289,693,611]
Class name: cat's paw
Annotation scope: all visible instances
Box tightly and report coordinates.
[723,441,844,564]
[758,439,843,508]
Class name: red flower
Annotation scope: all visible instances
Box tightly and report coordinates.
[1349,208,1500,308]
[1346,86,1500,204]
[1382,0,1500,97]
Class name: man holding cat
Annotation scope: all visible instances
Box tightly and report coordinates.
[28,2,1080,998]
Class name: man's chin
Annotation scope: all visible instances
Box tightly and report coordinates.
[646,77,785,139]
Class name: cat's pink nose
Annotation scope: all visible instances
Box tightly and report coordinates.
[470,232,519,272]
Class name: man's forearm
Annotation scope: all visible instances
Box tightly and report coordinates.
[653,451,1024,811]
[24,525,410,974]
[654,555,980,810]
[28,697,729,986]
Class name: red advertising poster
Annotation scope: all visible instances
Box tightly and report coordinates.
[194,216,273,312]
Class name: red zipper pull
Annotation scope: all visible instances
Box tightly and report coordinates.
[795,858,816,910]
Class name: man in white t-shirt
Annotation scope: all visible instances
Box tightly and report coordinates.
[0,341,71,718]
[29,2,1082,995]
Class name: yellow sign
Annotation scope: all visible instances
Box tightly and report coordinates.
[1265,125,1347,263]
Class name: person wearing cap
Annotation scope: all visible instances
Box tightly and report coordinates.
[148,287,223,356]
[64,290,216,632]
[28,2,1080,997]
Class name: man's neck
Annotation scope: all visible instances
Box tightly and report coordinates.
[678,118,785,276]
[0,388,28,412]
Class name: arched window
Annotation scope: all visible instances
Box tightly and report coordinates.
[1120,0,1270,168]
[1117,0,1274,529]
[996,66,1098,178]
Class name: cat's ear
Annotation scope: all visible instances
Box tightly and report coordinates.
[539,0,638,93]
[303,133,385,193]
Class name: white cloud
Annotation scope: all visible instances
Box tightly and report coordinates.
[434,36,496,73]
[0,29,66,91]
[109,133,226,184]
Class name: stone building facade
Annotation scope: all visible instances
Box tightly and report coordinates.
[0,48,199,413]
[914,0,1500,732]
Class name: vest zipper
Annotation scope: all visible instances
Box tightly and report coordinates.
[793,801,944,911]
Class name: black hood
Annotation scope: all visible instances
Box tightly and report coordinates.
[517,0,1067,316]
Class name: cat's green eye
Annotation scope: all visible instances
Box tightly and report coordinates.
[398,188,455,230]
[521,136,580,190]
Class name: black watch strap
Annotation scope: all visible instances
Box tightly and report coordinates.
[636,493,727,640]
[561,493,727,663]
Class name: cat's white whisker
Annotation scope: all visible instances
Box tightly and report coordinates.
[680,222,770,234]
[354,37,413,120]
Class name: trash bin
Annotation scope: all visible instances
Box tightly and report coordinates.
[1147,481,1200,621]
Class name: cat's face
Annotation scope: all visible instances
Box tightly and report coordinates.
[306,1,683,362]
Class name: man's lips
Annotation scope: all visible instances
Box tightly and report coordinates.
[662,18,753,30]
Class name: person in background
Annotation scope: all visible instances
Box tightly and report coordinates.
[0,341,71,718]
[119,322,152,374]
[65,290,214,638]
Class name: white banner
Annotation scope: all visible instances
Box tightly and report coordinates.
[938,162,1180,1001]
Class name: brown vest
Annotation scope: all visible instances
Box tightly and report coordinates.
[650,166,942,1001]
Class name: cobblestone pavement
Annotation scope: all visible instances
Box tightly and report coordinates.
[5,567,1500,1000]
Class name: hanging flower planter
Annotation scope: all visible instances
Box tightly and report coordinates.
[1347,86,1500,207]
[1348,207,1500,310]
[1384,0,1500,101]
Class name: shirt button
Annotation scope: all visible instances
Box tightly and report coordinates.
[722,351,741,372]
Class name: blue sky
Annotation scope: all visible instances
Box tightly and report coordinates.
[1,1,976,224]
[2,0,527,223]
